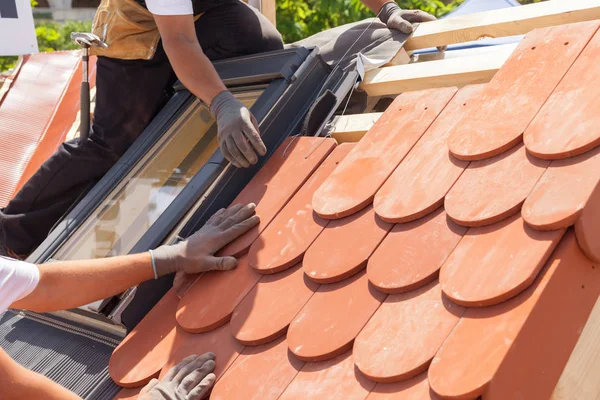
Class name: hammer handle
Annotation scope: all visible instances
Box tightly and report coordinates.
[80,81,91,142]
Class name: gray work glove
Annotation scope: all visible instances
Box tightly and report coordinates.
[378,2,446,51]
[138,354,216,400]
[152,203,260,297]
[210,90,267,168]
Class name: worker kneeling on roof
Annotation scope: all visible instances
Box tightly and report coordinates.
[0,0,436,258]
[0,203,258,399]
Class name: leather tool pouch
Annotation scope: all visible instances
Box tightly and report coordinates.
[91,0,160,60]
[90,0,203,60]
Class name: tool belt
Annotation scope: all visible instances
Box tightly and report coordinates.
[91,0,202,60]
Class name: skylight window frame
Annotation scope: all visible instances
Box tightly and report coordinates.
[27,47,322,266]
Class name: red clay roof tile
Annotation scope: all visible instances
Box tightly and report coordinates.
[575,182,600,263]
[430,231,599,400]
[353,280,464,383]
[287,271,385,362]
[0,52,81,207]
[159,323,243,381]
[176,255,262,333]
[367,208,466,294]
[444,143,549,227]
[303,205,392,284]
[109,289,179,388]
[448,21,600,161]
[230,263,318,346]
[367,373,441,400]
[440,214,565,307]
[373,85,482,224]
[522,145,600,230]
[218,136,336,257]
[248,143,354,274]
[312,87,457,219]
[524,29,600,160]
[107,21,600,398]
[211,337,304,400]
[279,351,375,400]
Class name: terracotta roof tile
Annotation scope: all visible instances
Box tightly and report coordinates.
[0,52,82,207]
[367,208,466,294]
[176,255,262,333]
[159,323,243,381]
[353,280,464,383]
[373,85,482,224]
[448,21,600,161]
[279,351,375,400]
[312,87,457,219]
[574,181,600,262]
[109,289,179,388]
[230,263,318,346]
[211,337,303,400]
[367,373,441,400]
[522,145,600,230]
[108,22,600,399]
[248,143,354,274]
[444,143,549,227]
[218,136,336,257]
[303,206,392,284]
[440,214,565,307]
[287,271,385,362]
[524,26,600,160]
[430,231,599,399]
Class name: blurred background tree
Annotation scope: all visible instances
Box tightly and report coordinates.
[277,0,463,43]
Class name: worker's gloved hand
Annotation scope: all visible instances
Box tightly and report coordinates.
[210,90,267,168]
[138,353,216,400]
[152,203,260,296]
[378,2,446,51]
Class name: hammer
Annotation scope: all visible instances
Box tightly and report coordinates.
[70,32,108,143]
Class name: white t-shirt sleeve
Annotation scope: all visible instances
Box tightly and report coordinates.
[145,0,193,15]
[0,257,40,314]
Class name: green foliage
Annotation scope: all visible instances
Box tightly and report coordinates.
[277,0,464,43]
[1,20,92,73]
[35,20,93,52]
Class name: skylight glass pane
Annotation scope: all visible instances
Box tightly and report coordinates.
[54,90,262,260]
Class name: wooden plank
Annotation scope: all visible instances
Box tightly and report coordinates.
[552,296,600,400]
[261,0,276,26]
[404,0,600,51]
[331,112,382,143]
[413,42,519,63]
[360,44,514,96]
[383,48,410,66]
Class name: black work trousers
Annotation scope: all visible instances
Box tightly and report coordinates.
[0,0,283,255]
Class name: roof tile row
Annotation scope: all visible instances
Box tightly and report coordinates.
[112,20,600,400]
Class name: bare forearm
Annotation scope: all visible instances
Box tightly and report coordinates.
[362,0,392,15]
[162,36,226,104]
[1,349,81,400]
[12,253,157,313]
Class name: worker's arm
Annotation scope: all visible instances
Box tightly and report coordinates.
[0,349,80,400]
[152,13,266,169]
[361,0,439,37]
[11,203,259,312]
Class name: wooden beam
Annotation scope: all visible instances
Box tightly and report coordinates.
[412,42,519,63]
[552,296,600,400]
[404,0,600,51]
[384,48,411,67]
[331,112,383,143]
[361,44,515,97]
[261,0,276,26]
